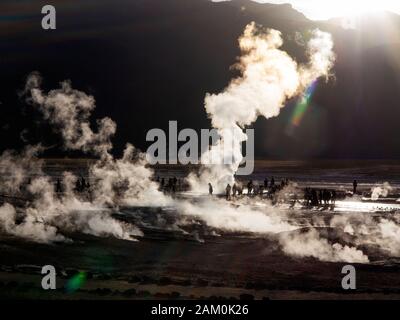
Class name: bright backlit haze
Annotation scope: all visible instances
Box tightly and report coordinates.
[213,0,400,20]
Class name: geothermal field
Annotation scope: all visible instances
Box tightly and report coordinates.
[2,1,400,302]
[1,159,400,300]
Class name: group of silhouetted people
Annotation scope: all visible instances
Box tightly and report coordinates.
[51,172,359,205]
[246,177,290,197]
[156,176,181,194]
[207,177,345,207]
[224,183,245,200]
[54,176,90,193]
[304,188,336,207]
[213,177,291,201]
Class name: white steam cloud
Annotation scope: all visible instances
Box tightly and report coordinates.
[371,182,392,201]
[0,73,170,243]
[25,72,115,158]
[188,23,335,192]
[176,197,295,234]
[279,228,369,263]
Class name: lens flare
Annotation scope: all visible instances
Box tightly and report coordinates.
[290,80,318,128]
[65,271,87,293]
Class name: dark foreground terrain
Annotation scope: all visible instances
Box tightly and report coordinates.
[1,227,400,300]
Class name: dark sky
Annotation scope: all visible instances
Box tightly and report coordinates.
[1,0,400,159]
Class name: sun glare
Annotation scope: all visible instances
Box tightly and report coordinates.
[327,0,397,18]
[263,0,400,20]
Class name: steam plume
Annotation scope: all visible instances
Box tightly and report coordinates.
[371,182,392,201]
[26,73,115,158]
[0,73,170,243]
[188,23,335,192]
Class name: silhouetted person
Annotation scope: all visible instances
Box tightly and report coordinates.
[353,180,358,195]
[232,183,237,197]
[304,188,311,206]
[255,185,260,194]
[55,178,62,193]
[270,177,275,188]
[247,180,253,195]
[75,178,82,192]
[311,189,318,206]
[81,177,86,191]
[264,178,268,189]
[161,178,165,189]
[323,189,331,205]
[331,190,337,205]
[172,176,177,193]
[208,183,213,195]
[226,184,232,201]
